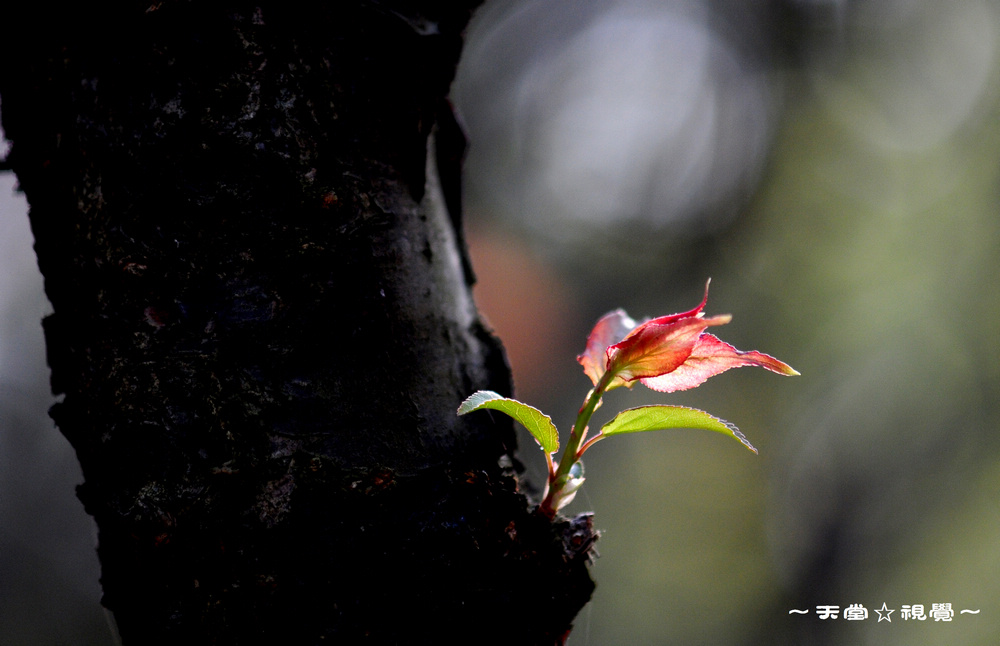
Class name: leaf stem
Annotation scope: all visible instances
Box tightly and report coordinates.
[576,433,604,459]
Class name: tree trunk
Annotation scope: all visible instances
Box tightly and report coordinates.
[0,2,595,643]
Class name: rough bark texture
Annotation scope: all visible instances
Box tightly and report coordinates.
[0,2,595,643]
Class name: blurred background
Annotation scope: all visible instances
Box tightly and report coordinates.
[3,0,999,643]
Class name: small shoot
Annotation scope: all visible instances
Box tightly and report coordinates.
[458,280,798,519]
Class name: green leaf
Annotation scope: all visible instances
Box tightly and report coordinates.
[599,405,757,454]
[457,390,560,454]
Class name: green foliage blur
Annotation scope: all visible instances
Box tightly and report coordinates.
[456,1,1000,644]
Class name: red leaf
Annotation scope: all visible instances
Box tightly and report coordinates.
[609,314,732,386]
[640,333,799,393]
[577,309,636,386]
[577,280,798,392]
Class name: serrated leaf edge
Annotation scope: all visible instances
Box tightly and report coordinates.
[457,390,560,454]
[599,404,757,454]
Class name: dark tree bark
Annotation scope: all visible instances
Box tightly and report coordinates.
[0,2,595,643]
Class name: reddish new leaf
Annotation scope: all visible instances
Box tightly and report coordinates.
[608,314,731,387]
[577,309,637,386]
[640,334,799,393]
[577,280,798,392]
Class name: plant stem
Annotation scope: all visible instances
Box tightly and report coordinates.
[540,369,616,517]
